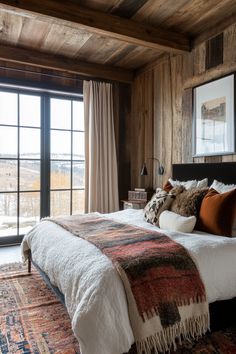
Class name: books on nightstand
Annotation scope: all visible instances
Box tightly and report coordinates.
[128,189,153,202]
[134,188,146,192]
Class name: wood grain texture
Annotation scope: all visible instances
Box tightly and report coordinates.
[111,0,149,19]
[113,83,132,204]
[193,43,206,76]
[0,11,23,45]
[131,22,236,189]
[170,55,183,165]
[193,12,236,47]
[0,1,190,53]
[153,59,173,187]
[131,70,153,190]
[223,25,236,64]
[114,46,162,70]
[0,59,83,90]
[182,88,193,164]
[184,61,236,89]
[0,43,134,83]
[0,0,235,73]
[132,0,190,27]
[161,0,236,35]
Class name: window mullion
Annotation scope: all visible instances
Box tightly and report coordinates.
[17,93,20,236]
[40,94,50,218]
[70,100,73,215]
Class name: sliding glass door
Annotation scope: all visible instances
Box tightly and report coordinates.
[0,88,84,245]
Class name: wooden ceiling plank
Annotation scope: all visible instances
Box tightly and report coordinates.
[104,43,136,65]
[0,44,134,83]
[41,23,93,57]
[160,0,231,34]
[0,12,23,45]
[75,0,117,13]
[132,0,190,27]
[0,0,190,53]
[193,12,236,47]
[173,0,236,36]
[114,46,161,69]
[18,17,51,49]
[75,35,124,63]
[111,0,150,19]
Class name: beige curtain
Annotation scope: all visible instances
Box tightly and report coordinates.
[83,80,119,213]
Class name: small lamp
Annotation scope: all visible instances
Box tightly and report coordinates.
[140,162,148,176]
[140,158,164,176]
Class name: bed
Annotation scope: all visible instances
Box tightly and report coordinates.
[21,162,236,354]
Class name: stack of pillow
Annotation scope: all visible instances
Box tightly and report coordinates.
[143,177,236,237]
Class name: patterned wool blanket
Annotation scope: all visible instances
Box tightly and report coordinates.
[46,214,209,354]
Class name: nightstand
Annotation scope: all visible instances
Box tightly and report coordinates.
[122,200,147,210]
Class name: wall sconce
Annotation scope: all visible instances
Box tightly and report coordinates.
[140,158,164,176]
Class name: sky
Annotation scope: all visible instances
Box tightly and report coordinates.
[0,93,84,159]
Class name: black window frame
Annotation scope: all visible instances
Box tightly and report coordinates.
[0,82,83,246]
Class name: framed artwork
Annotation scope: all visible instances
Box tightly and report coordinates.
[193,74,235,157]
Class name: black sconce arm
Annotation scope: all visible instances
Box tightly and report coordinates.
[140,158,164,176]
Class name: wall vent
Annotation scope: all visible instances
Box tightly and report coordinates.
[206,33,223,70]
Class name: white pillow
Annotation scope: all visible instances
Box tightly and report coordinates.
[168,177,208,190]
[210,179,236,193]
[159,210,197,233]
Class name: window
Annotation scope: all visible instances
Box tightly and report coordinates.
[0,88,84,245]
[50,98,85,216]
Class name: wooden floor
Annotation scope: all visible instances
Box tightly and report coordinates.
[0,245,21,265]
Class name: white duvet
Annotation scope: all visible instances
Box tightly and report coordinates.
[22,209,236,354]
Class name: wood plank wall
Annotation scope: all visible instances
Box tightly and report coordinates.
[131,23,236,190]
[130,70,153,190]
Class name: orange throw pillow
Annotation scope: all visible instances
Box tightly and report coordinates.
[163,180,173,192]
[197,188,236,236]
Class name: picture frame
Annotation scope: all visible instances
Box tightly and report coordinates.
[193,74,235,157]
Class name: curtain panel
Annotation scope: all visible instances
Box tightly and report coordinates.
[83,81,119,213]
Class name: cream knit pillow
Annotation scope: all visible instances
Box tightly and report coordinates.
[159,210,197,233]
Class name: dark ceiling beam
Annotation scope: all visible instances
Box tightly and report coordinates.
[0,0,190,53]
[0,44,134,83]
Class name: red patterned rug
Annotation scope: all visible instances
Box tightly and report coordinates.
[0,262,80,354]
[0,262,236,354]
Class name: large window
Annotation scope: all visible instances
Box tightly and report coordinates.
[0,88,84,245]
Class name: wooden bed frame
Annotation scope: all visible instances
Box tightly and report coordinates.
[27,161,236,331]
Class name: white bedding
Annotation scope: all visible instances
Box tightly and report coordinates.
[21,209,236,354]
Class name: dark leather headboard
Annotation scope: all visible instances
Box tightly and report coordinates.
[172,162,236,186]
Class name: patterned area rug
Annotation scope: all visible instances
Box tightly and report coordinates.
[0,262,80,354]
[0,262,236,354]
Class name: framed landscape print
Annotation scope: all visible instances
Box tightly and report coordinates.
[193,74,235,156]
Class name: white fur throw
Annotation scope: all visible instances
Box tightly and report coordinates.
[169,177,208,190]
[159,210,197,233]
[210,179,236,193]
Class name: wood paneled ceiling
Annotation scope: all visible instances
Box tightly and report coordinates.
[0,0,235,82]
